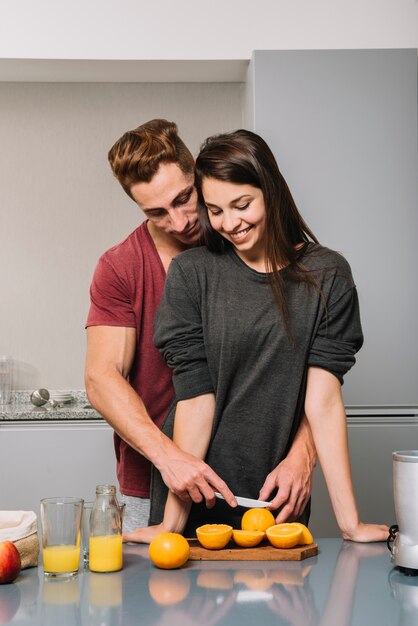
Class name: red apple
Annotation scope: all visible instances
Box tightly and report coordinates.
[0,541,21,584]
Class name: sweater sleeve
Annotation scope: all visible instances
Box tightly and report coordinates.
[307,284,364,385]
[153,259,214,400]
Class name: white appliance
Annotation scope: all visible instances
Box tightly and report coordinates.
[390,451,418,574]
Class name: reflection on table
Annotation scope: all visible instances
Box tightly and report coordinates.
[1,539,409,626]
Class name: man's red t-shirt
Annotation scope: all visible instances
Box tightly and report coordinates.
[86,222,174,497]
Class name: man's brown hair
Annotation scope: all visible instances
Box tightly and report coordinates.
[108,119,195,199]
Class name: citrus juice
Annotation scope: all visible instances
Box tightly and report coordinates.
[89,535,123,572]
[43,545,80,573]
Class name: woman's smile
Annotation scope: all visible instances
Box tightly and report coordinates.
[229,225,254,242]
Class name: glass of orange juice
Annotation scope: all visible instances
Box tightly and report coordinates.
[40,497,84,578]
[82,501,125,567]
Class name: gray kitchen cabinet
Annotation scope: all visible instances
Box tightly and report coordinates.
[246,49,418,407]
[0,420,119,518]
[2,416,416,538]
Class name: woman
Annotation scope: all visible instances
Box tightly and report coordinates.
[125,129,388,543]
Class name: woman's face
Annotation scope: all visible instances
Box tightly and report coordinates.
[202,177,267,265]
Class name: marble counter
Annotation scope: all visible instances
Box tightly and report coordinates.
[2,539,413,626]
[3,394,416,424]
[0,391,102,421]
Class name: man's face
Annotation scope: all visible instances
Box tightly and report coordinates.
[130,162,201,245]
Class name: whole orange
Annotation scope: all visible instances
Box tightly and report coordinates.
[149,533,190,570]
[241,508,275,532]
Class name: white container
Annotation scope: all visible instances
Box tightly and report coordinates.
[392,451,418,570]
[0,356,12,405]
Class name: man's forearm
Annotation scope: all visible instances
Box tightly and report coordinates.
[85,367,174,470]
[258,412,317,516]
[86,361,236,506]
[85,327,236,506]
[287,413,317,469]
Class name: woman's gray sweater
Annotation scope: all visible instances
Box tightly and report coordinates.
[150,243,363,532]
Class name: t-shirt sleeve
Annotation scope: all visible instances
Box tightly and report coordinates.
[307,283,364,385]
[153,259,213,400]
[86,255,137,328]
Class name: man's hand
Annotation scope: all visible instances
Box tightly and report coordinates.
[159,442,237,509]
[259,414,317,522]
[259,454,313,523]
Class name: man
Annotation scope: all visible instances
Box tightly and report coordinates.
[85,119,316,534]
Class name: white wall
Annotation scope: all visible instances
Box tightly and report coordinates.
[0,82,243,390]
[0,0,416,61]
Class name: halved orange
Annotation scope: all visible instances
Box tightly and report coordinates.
[232,530,265,548]
[196,524,233,549]
[266,524,303,549]
[241,508,275,532]
[291,522,314,545]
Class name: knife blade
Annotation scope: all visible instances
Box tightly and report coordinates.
[215,492,271,509]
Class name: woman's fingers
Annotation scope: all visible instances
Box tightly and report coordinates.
[342,523,390,543]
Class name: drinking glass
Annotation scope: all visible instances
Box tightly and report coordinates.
[82,502,94,566]
[40,497,84,578]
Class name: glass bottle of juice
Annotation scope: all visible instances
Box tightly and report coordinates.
[89,485,123,573]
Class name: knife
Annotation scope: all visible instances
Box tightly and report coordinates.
[215,492,271,509]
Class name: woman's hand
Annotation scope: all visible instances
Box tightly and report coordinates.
[123,523,165,544]
[341,522,389,543]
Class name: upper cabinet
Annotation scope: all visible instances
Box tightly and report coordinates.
[246,49,418,406]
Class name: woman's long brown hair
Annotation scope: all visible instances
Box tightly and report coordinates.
[195,129,320,332]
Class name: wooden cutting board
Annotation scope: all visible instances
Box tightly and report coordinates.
[188,539,318,561]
